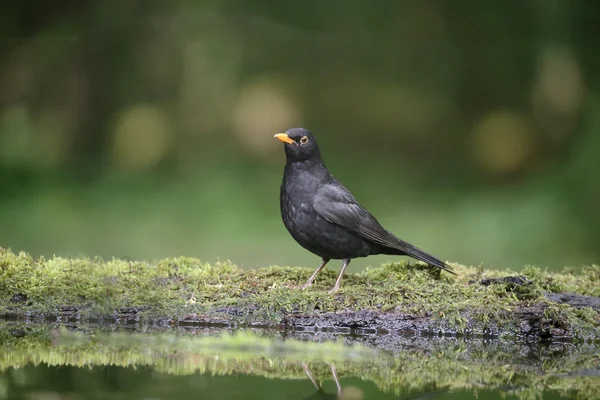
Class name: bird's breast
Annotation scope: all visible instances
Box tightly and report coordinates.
[279,170,371,259]
[280,173,320,235]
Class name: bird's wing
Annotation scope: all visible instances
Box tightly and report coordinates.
[313,183,456,274]
[312,183,403,248]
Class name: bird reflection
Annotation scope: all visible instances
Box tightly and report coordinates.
[301,361,447,400]
[302,362,342,399]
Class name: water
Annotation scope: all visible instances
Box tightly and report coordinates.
[0,322,597,400]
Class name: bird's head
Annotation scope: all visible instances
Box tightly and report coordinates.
[274,128,322,162]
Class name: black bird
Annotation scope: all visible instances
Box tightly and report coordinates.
[274,128,455,293]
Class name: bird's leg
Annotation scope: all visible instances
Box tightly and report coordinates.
[328,362,342,393]
[302,259,329,289]
[302,362,321,391]
[328,259,351,294]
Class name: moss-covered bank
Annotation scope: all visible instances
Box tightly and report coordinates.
[1,322,599,399]
[1,248,599,339]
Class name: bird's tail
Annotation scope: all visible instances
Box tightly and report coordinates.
[394,240,456,275]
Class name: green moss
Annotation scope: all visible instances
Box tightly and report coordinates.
[0,323,599,399]
[549,265,600,296]
[0,248,599,338]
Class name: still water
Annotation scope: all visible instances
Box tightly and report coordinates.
[0,322,597,400]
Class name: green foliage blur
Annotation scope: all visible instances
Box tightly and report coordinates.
[1,1,599,272]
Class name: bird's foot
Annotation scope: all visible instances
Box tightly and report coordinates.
[301,282,313,290]
[328,286,340,294]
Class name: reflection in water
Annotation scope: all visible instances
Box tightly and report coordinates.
[300,362,451,400]
[0,322,597,399]
[302,362,342,399]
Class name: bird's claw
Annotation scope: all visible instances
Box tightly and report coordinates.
[328,287,339,295]
[301,282,313,290]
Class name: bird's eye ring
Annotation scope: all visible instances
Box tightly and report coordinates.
[299,136,308,145]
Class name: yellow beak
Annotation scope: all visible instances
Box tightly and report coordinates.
[274,133,295,145]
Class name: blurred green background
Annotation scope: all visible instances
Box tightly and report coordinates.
[1,1,599,273]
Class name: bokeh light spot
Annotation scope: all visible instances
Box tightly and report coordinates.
[471,110,534,176]
[232,77,302,156]
[111,105,171,172]
[339,385,364,400]
[533,46,583,117]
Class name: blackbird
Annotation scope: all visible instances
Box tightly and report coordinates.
[274,127,455,293]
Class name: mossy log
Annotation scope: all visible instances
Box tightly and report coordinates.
[0,248,599,339]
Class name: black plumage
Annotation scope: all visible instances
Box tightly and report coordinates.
[275,128,455,293]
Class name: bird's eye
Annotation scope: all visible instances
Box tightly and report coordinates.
[299,136,308,145]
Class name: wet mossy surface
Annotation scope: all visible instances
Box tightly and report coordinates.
[1,248,599,339]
